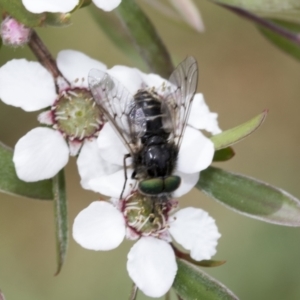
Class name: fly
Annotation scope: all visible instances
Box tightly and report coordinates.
[88,56,198,197]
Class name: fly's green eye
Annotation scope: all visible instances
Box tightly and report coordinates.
[164,175,181,193]
[138,176,181,195]
[139,178,164,195]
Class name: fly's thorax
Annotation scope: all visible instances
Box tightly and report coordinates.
[135,139,178,178]
[123,191,178,238]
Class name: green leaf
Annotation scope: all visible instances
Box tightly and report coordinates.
[43,13,72,27]
[211,110,267,150]
[213,147,235,162]
[53,169,68,275]
[0,142,53,200]
[259,19,300,61]
[197,166,300,226]
[115,0,174,78]
[173,259,238,300]
[213,0,300,23]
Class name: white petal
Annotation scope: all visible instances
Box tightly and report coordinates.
[37,110,54,125]
[88,169,136,198]
[0,59,56,111]
[57,50,107,88]
[188,94,222,135]
[135,69,167,90]
[93,0,121,11]
[177,127,214,173]
[169,207,221,261]
[127,237,177,298]
[22,0,79,13]
[107,65,143,94]
[97,123,129,166]
[77,139,120,190]
[13,127,69,181]
[68,139,82,156]
[173,171,199,198]
[73,201,125,250]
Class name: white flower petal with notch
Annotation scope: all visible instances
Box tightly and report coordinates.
[177,126,214,174]
[188,94,221,134]
[0,59,56,111]
[77,139,120,190]
[127,237,177,298]
[88,169,135,198]
[173,170,199,198]
[57,50,107,88]
[107,65,144,95]
[97,123,129,166]
[13,127,69,181]
[73,201,126,251]
[169,207,221,261]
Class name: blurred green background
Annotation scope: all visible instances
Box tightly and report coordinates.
[0,1,300,299]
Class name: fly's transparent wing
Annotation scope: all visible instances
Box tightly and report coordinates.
[88,69,144,154]
[163,56,198,149]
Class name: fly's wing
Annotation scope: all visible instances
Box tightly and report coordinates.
[162,56,198,149]
[88,69,144,155]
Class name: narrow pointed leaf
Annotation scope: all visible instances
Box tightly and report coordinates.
[173,259,238,300]
[197,166,300,226]
[53,169,68,275]
[89,6,144,67]
[259,19,300,61]
[169,0,205,32]
[0,142,53,200]
[213,0,300,24]
[116,0,174,78]
[211,110,267,150]
[213,147,235,162]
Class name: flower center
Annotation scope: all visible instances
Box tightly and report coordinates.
[53,88,103,140]
[124,192,175,237]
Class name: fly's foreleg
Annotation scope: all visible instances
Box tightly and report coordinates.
[120,153,131,200]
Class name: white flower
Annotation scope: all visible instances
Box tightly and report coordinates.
[79,65,221,198]
[73,192,221,298]
[21,0,121,13]
[0,50,107,182]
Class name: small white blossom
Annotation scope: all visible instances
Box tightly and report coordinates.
[73,191,221,298]
[0,50,107,182]
[22,0,121,13]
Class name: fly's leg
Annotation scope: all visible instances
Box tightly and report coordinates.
[120,153,131,199]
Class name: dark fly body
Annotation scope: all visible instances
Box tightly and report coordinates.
[88,56,198,198]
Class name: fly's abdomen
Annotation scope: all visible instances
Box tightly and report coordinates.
[134,90,169,142]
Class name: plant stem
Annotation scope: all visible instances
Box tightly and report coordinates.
[28,30,63,78]
[128,283,138,300]
[218,3,300,45]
